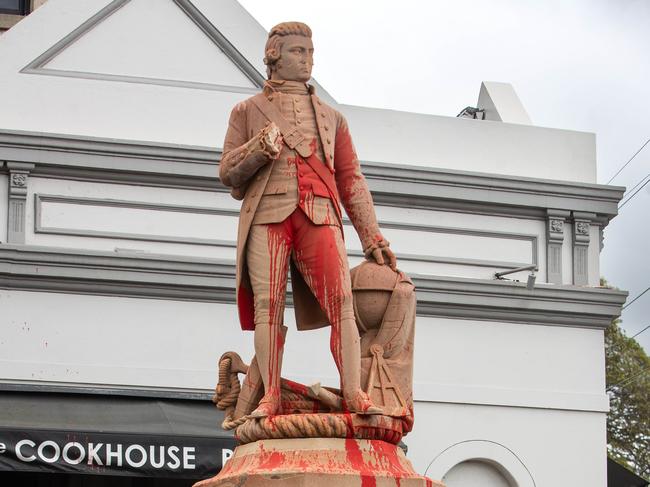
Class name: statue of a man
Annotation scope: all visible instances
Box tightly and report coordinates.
[219,21,396,418]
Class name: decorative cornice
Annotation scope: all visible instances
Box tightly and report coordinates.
[0,245,627,329]
[0,129,625,222]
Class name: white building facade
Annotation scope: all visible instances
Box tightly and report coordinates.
[0,1,626,486]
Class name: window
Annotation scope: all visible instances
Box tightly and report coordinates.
[0,0,29,15]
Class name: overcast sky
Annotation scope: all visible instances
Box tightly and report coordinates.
[239,0,650,351]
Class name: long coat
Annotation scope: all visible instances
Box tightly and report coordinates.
[220,84,382,332]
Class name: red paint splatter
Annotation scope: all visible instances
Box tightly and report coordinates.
[237,286,255,331]
[345,439,377,487]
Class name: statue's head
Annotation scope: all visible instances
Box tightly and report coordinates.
[264,22,313,82]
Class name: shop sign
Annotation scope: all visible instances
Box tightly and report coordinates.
[0,429,235,479]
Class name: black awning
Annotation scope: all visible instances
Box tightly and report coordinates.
[608,458,649,487]
[0,391,236,479]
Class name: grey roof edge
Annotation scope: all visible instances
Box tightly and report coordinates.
[0,245,627,328]
[0,128,219,163]
[0,380,214,401]
[0,129,624,219]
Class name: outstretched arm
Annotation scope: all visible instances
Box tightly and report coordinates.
[333,115,396,270]
[220,103,281,195]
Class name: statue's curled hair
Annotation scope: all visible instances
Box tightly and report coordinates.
[264,22,312,79]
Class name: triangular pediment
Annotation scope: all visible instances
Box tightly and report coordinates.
[22,0,265,93]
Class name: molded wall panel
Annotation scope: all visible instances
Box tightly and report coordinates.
[25,178,549,281]
[0,173,7,242]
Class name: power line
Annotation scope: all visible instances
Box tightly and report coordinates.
[618,175,650,210]
[607,364,650,392]
[630,324,650,340]
[624,171,650,196]
[622,286,650,310]
[607,137,650,184]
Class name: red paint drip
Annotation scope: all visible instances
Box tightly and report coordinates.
[345,439,377,487]
[264,223,292,398]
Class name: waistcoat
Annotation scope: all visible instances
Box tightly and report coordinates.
[252,81,338,226]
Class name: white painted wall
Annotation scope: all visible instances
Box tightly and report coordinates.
[0,290,249,389]
[0,291,607,412]
[0,288,609,486]
[410,402,607,487]
[413,317,607,412]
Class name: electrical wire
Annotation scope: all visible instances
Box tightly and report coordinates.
[618,173,650,210]
[622,286,650,310]
[623,171,650,196]
[629,324,650,340]
[607,364,650,391]
[607,137,650,184]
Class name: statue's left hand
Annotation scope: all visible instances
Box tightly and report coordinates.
[367,240,397,271]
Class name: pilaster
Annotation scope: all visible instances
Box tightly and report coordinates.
[546,210,569,284]
[572,212,595,286]
[6,162,34,244]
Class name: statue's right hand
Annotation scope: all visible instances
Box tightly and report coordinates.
[259,123,282,161]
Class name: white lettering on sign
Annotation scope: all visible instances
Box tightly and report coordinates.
[125,444,147,468]
[87,443,104,466]
[106,443,122,467]
[222,448,233,466]
[150,445,164,469]
[10,438,212,471]
[37,440,60,463]
[0,442,6,454]
[15,440,36,462]
[62,442,85,465]
[167,445,180,469]
[183,447,196,469]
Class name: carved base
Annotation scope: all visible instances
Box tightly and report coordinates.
[193,438,443,487]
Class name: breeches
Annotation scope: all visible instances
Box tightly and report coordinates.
[246,208,354,333]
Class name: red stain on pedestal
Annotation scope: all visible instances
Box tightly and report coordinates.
[258,449,286,471]
[345,439,377,487]
[197,439,441,487]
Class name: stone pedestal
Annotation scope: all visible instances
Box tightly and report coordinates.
[194,437,443,487]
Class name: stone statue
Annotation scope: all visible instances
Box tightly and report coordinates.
[218,21,396,418]
[196,21,441,487]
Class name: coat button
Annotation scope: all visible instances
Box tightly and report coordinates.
[324,125,329,131]
[320,113,325,118]
[267,95,273,101]
[246,206,251,213]
[327,138,331,144]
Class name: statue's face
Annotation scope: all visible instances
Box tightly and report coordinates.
[272,35,314,82]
